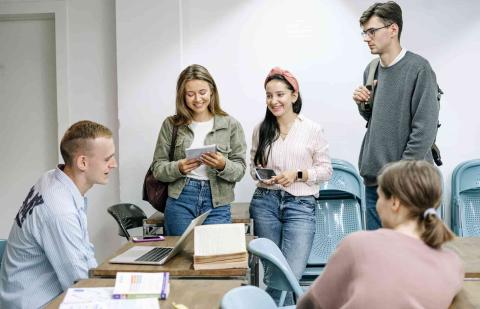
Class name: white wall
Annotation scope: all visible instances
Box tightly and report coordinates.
[65,0,121,261]
[117,0,480,226]
[0,16,57,238]
[116,0,181,215]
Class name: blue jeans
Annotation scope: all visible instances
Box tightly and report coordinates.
[164,178,231,236]
[250,188,316,306]
[365,185,381,230]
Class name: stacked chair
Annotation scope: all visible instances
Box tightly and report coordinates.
[451,159,480,236]
[301,159,365,285]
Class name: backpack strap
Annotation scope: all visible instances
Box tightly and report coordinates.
[359,58,380,114]
[365,57,380,108]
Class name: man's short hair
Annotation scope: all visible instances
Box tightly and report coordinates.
[60,120,112,166]
[360,1,403,40]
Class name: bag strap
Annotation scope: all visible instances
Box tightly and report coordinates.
[365,57,380,108]
[168,125,179,162]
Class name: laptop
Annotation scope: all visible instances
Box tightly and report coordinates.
[110,210,211,265]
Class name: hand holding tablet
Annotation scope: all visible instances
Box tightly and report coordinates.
[185,144,217,160]
[255,168,276,182]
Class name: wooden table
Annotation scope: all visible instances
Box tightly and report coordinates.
[146,202,253,235]
[449,280,480,308]
[46,278,244,309]
[445,237,480,279]
[90,236,259,286]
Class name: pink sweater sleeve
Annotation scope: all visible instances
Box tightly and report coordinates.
[297,237,355,309]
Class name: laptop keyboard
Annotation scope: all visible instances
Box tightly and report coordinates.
[135,247,173,262]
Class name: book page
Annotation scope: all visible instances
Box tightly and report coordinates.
[194,223,246,256]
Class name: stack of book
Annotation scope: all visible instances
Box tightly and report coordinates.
[193,223,248,270]
[112,272,170,300]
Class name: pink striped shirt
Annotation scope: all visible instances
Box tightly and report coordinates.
[250,114,332,197]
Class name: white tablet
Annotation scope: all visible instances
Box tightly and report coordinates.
[185,144,217,160]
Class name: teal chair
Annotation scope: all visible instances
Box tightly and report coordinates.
[0,239,6,268]
[247,238,304,307]
[302,159,364,284]
[221,285,296,309]
[451,159,480,236]
[221,286,277,309]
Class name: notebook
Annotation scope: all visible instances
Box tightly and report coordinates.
[110,210,210,265]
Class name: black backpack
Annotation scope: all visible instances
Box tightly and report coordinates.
[359,58,443,166]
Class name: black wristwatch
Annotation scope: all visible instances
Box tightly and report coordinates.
[297,170,303,181]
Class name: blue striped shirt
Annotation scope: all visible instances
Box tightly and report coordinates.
[0,166,97,308]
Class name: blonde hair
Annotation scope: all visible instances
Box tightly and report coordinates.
[378,160,454,248]
[173,64,227,126]
[60,120,112,166]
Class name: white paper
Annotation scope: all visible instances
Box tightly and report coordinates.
[185,144,217,159]
[59,298,159,309]
[62,288,114,304]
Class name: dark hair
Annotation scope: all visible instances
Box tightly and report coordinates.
[378,160,455,249]
[60,120,112,166]
[360,1,403,40]
[174,64,227,126]
[253,75,302,166]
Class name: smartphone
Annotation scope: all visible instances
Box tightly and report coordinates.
[255,168,276,181]
[131,236,165,243]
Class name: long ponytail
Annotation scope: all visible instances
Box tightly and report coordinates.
[419,212,454,249]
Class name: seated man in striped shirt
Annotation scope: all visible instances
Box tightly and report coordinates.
[0,120,117,309]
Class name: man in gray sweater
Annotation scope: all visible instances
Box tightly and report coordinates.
[353,1,439,230]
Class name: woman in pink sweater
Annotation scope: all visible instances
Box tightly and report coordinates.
[297,160,464,309]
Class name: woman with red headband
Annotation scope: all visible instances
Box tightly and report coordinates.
[250,67,332,305]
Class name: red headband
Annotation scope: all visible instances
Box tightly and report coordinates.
[264,67,299,93]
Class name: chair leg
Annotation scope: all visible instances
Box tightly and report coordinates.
[279,291,287,307]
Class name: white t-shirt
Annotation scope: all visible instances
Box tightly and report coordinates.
[187,118,214,180]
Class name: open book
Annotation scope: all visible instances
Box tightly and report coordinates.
[193,223,248,270]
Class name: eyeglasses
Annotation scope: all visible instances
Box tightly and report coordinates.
[361,24,392,38]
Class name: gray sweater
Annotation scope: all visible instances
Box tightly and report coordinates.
[358,51,439,186]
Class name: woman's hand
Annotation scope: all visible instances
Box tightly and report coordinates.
[272,170,297,187]
[201,152,226,171]
[178,158,201,174]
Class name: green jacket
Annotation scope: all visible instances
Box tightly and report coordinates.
[152,115,247,207]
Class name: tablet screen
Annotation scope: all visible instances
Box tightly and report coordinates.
[255,168,276,180]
